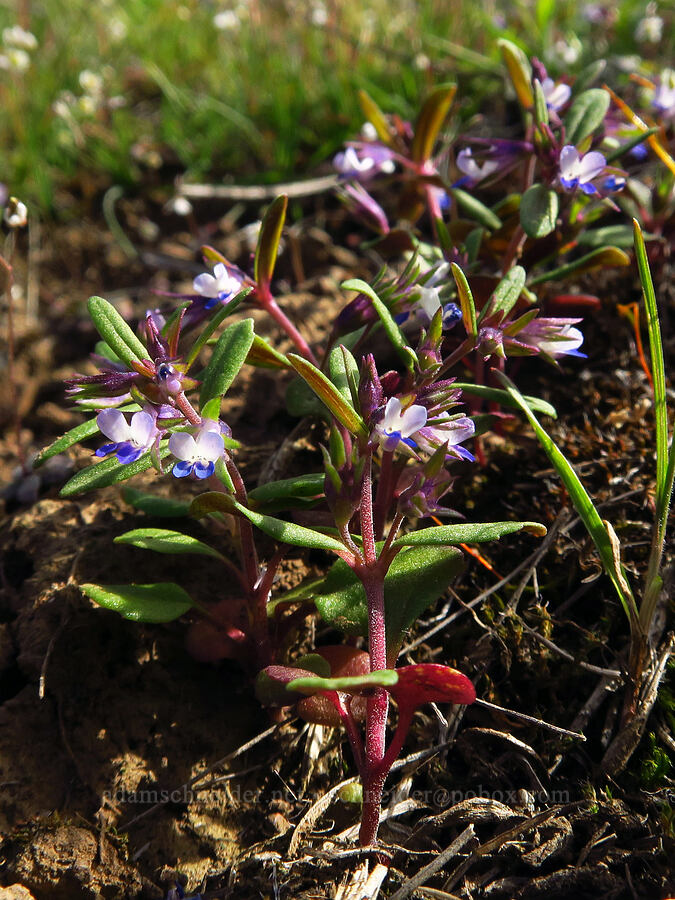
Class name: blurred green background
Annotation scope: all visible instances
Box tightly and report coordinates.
[1,0,672,213]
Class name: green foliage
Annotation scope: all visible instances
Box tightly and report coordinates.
[520,185,559,239]
[80,581,194,622]
[87,297,148,367]
[114,527,225,561]
[199,318,255,409]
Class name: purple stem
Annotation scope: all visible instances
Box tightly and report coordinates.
[373,450,395,541]
[356,456,390,846]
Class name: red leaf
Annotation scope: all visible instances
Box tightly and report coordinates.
[391,663,476,710]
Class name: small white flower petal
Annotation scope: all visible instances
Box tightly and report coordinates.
[129,411,155,446]
[577,151,606,182]
[193,273,217,296]
[195,429,225,462]
[559,145,580,179]
[97,408,131,443]
[400,404,428,437]
[169,432,197,461]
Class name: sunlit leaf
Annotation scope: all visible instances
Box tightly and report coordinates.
[80,581,193,623]
[87,296,148,367]
[254,194,288,287]
[114,528,225,560]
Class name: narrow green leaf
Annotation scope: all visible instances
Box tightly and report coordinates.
[248,473,325,506]
[341,278,417,372]
[604,127,659,165]
[35,417,102,467]
[564,89,610,146]
[634,220,668,513]
[87,296,148,367]
[528,246,630,286]
[287,353,368,440]
[573,59,606,94]
[114,528,225,561]
[393,520,546,547]
[451,263,477,338]
[577,224,657,248]
[81,582,193,623]
[288,670,398,695]
[482,266,526,324]
[498,38,534,109]
[60,445,172,497]
[122,487,190,517]
[246,333,290,369]
[448,187,502,230]
[520,184,559,238]
[453,382,556,418]
[411,84,457,164]
[358,90,394,147]
[254,194,287,287]
[184,287,252,370]
[190,491,348,554]
[495,371,638,626]
[533,78,549,128]
[199,318,255,408]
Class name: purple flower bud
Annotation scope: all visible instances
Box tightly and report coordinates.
[358,354,383,421]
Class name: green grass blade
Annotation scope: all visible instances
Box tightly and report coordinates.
[496,372,639,629]
[633,220,668,518]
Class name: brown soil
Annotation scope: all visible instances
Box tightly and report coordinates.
[0,194,673,899]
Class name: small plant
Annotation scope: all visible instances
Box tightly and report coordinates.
[34,44,673,851]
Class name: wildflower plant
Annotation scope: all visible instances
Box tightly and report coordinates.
[34,45,674,852]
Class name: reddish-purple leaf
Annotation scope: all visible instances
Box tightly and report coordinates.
[390,663,476,710]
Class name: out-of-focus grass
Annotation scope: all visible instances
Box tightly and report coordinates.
[0,0,672,213]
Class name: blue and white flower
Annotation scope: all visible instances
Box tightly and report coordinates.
[456,148,499,182]
[540,77,571,112]
[95,409,158,464]
[193,263,243,310]
[558,145,606,194]
[169,421,225,479]
[415,414,476,461]
[333,145,396,180]
[374,397,427,453]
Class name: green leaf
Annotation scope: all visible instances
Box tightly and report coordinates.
[199,318,255,409]
[190,492,348,554]
[533,78,549,128]
[482,266,526,324]
[495,371,638,626]
[603,127,659,165]
[633,219,674,567]
[411,84,457,164]
[520,185,559,238]
[448,187,502,231]
[87,296,148,368]
[451,263,477,338]
[453,382,556,418]
[114,528,225,561]
[564,88,610,146]
[287,353,368,440]
[287,669,398,695]
[341,278,416,372]
[498,38,533,109]
[184,287,252,371]
[577,224,657,248]
[254,194,287,287]
[81,582,193,623]
[314,546,464,657]
[392,520,546,547]
[329,345,360,417]
[122,487,191,517]
[248,473,325,508]
[59,445,172,497]
[358,89,394,147]
[528,246,630,286]
[34,417,102,467]
[285,375,330,419]
[573,59,606,94]
[246,333,290,369]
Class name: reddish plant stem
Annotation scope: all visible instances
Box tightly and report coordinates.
[255,283,318,365]
[357,456,390,846]
[173,391,202,426]
[333,693,365,773]
[373,449,395,540]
